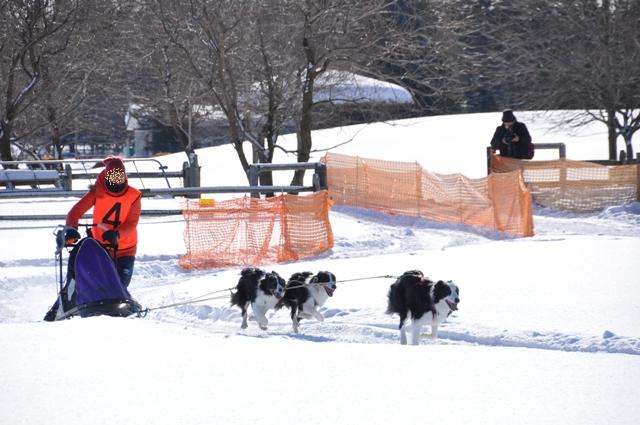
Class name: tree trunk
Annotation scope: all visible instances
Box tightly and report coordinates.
[46,103,63,163]
[166,102,194,161]
[1,64,16,163]
[0,121,14,163]
[252,137,274,198]
[291,34,316,188]
[227,115,250,182]
[623,131,634,160]
[607,109,617,160]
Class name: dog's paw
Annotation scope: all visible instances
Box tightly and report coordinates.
[241,322,248,329]
[259,323,268,331]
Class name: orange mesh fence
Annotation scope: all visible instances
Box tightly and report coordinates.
[490,154,640,213]
[179,191,334,270]
[323,153,534,237]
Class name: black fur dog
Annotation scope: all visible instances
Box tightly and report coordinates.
[277,271,337,333]
[230,267,286,330]
[386,270,459,345]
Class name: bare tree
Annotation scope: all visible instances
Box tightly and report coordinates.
[0,0,79,163]
[145,0,307,185]
[286,0,415,186]
[145,0,247,176]
[0,1,139,163]
[124,4,209,163]
[358,0,472,113]
[553,0,640,160]
[475,0,640,160]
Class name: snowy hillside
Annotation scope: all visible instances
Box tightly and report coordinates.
[1,111,639,425]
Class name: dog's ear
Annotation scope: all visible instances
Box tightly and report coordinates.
[433,280,452,300]
[241,267,264,278]
[318,271,336,284]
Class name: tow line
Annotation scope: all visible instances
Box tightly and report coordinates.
[138,274,397,316]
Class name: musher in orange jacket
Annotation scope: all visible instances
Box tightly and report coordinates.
[65,156,142,287]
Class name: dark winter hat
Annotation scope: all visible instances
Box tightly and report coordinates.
[103,156,127,193]
[501,109,516,122]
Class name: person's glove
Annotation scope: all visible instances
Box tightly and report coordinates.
[64,227,81,247]
[102,230,119,248]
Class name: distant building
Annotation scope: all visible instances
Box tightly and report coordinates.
[125,108,180,157]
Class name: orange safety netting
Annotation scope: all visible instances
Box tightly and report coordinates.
[323,152,534,237]
[490,154,640,213]
[179,191,334,270]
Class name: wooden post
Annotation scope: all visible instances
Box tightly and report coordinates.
[63,164,73,191]
[248,164,260,187]
[619,150,627,164]
[558,143,566,159]
[183,154,200,188]
[248,165,261,198]
[314,163,327,190]
[182,161,190,187]
[183,154,201,198]
[190,154,200,188]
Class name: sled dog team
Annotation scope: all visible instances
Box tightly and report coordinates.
[230,267,460,345]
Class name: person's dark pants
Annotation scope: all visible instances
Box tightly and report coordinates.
[116,256,135,288]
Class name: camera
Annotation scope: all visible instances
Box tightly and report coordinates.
[504,131,515,143]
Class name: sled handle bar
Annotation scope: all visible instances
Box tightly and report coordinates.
[53,223,97,252]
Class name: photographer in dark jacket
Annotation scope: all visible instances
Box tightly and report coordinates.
[490,110,532,159]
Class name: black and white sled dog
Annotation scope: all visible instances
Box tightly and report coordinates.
[230,267,286,330]
[277,271,337,333]
[386,270,460,345]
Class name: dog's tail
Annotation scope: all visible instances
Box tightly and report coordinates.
[230,289,240,307]
[386,282,404,315]
[386,270,424,315]
[387,282,409,330]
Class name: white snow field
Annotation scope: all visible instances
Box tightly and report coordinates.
[1,111,639,425]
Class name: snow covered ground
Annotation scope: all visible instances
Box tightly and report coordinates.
[1,111,639,425]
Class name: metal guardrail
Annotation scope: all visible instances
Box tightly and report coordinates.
[0,157,327,205]
[248,162,327,193]
[0,157,197,193]
[0,169,63,189]
[0,185,318,199]
[0,210,184,221]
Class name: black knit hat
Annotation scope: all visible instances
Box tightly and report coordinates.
[501,110,516,122]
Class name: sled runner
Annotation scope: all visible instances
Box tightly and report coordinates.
[44,226,142,321]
